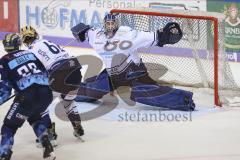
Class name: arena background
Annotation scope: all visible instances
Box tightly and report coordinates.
[1,1,240,160]
[1,0,240,61]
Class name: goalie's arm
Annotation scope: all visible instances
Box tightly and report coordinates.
[134,22,182,48]
[156,22,183,47]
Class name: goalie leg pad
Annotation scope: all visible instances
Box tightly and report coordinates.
[75,70,112,102]
[130,82,195,111]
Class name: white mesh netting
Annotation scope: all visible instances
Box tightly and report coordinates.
[111,8,240,106]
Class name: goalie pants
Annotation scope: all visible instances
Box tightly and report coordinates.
[75,62,195,111]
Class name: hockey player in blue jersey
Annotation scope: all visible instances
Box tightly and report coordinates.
[71,13,195,111]
[0,33,56,160]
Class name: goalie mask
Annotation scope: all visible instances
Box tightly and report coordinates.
[104,14,119,38]
[20,26,39,46]
[2,33,22,53]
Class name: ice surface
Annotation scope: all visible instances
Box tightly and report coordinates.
[0,47,240,160]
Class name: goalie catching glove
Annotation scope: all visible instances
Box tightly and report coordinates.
[156,22,183,47]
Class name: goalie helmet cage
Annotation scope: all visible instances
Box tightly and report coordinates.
[110,8,240,107]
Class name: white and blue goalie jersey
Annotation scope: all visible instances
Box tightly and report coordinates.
[86,26,156,75]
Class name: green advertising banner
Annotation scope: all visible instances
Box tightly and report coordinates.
[208,1,240,52]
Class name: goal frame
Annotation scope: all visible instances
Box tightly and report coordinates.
[110,9,221,106]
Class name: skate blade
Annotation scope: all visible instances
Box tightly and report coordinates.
[73,132,85,142]
[74,135,85,142]
[44,152,56,160]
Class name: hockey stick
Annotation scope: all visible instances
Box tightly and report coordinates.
[1,94,16,105]
[61,38,77,49]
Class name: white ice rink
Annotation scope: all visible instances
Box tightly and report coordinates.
[0,46,240,160]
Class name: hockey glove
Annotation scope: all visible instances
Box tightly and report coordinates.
[71,23,91,42]
[156,22,183,47]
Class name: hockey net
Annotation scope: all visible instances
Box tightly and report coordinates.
[110,8,240,107]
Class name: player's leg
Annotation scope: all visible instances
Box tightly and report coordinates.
[0,102,26,160]
[62,70,113,137]
[49,58,109,138]
[59,94,84,138]
[110,61,195,111]
[75,70,112,102]
[48,58,85,138]
[27,85,56,160]
[42,112,57,146]
[131,82,195,111]
[129,64,195,111]
[35,110,58,148]
[29,119,56,160]
[0,125,14,160]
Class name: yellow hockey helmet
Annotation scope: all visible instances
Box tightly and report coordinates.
[20,26,39,46]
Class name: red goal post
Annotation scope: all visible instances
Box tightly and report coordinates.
[110,8,238,107]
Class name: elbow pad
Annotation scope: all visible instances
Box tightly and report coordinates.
[156,22,183,47]
[71,23,91,42]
